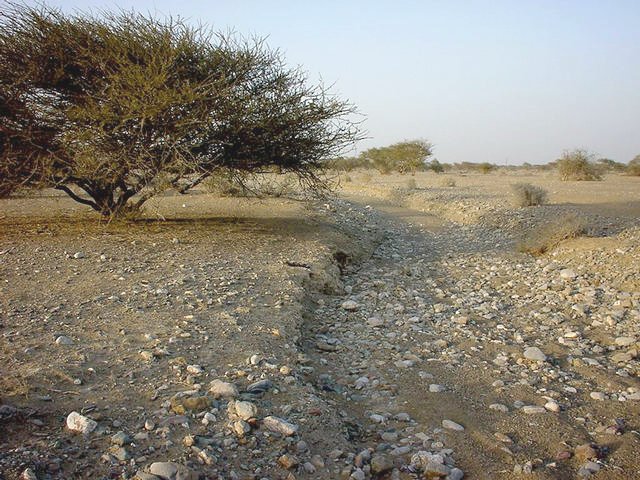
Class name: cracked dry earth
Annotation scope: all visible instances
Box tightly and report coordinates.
[1,181,640,480]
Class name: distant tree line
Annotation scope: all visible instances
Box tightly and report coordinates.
[330,145,640,179]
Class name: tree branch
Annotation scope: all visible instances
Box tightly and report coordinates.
[55,185,99,211]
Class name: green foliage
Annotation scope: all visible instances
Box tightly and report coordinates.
[478,162,495,174]
[596,158,626,172]
[511,183,548,207]
[328,155,371,172]
[0,4,360,215]
[557,149,602,181]
[428,159,444,173]
[360,140,433,174]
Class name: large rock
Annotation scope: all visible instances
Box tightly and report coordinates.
[262,416,298,436]
[66,411,97,435]
[442,419,464,431]
[370,454,393,474]
[148,462,199,480]
[209,380,238,399]
[523,346,547,362]
[233,400,258,420]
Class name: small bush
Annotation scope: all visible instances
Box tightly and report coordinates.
[360,173,373,183]
[440,177,456,188]
[428,159,444,173]
[557,150,602,181]
[405,178,417,190]
[517,214,587,255]
[204,173,246,197]
[627,155,640,176]
[511,183,548,207]
[478,162,495,174]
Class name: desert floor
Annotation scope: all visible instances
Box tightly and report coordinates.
[1,171,639,480]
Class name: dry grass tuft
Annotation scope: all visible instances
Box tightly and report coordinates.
[204,174,246,197]
[439,177,456,187]
[518,214,587,255]
[360,173,373,184]
[511,183,548,207]
[404,178,417,190]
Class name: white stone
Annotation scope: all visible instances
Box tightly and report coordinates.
[489,403,509,413]
[523,347,547,362]
[559,268,577,279]
[341,300,359,311]
[209,380,238,399]
[234,401,257,420]
[66,411,97,434]
[544,400,560,412]
[55,335,74,345]
[522,405,546,414]
[262,416,298,436]
[442,419,464,431]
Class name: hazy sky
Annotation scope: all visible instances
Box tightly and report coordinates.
[25,0,640,164]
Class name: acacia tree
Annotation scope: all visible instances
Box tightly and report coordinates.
[0,4,360,215]
[360,140,433,174]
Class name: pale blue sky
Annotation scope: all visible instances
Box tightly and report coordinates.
[27,1,640,164]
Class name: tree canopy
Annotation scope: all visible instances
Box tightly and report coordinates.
[0,3,360,215]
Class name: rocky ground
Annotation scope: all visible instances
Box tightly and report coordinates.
[1,172,639,479]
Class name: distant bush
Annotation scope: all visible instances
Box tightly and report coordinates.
[511,183,548,207]
[428,159,444,173]
[404,178,417,190]
[478,162,496,174]
[360,173,373,183]
[439,177,456,187]
[597,158,626,173]
[517,214,587,255]
[361,140,433,174]
[329,156,371,172]
[557,150,602,181]
[627,155,640,176]
[204,172,246,197]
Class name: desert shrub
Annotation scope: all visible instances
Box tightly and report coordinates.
[517,214,587,255]
[511,183,548,207]
[597,158,626,173]
[360,173,373,183]
[0,4,360,216]
[343,174,352,183]
[328,156,371,172]
[428,159,444,173]
[255,174,299,198]
[557,150,602,181]
[204,172,246,197]
[404,178,417,190]
[627,155,640,176]
[361,140,433,174]
[478,162,496,174]
[439,177,456,187]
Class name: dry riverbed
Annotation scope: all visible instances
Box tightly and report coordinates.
[1,171,639,479]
